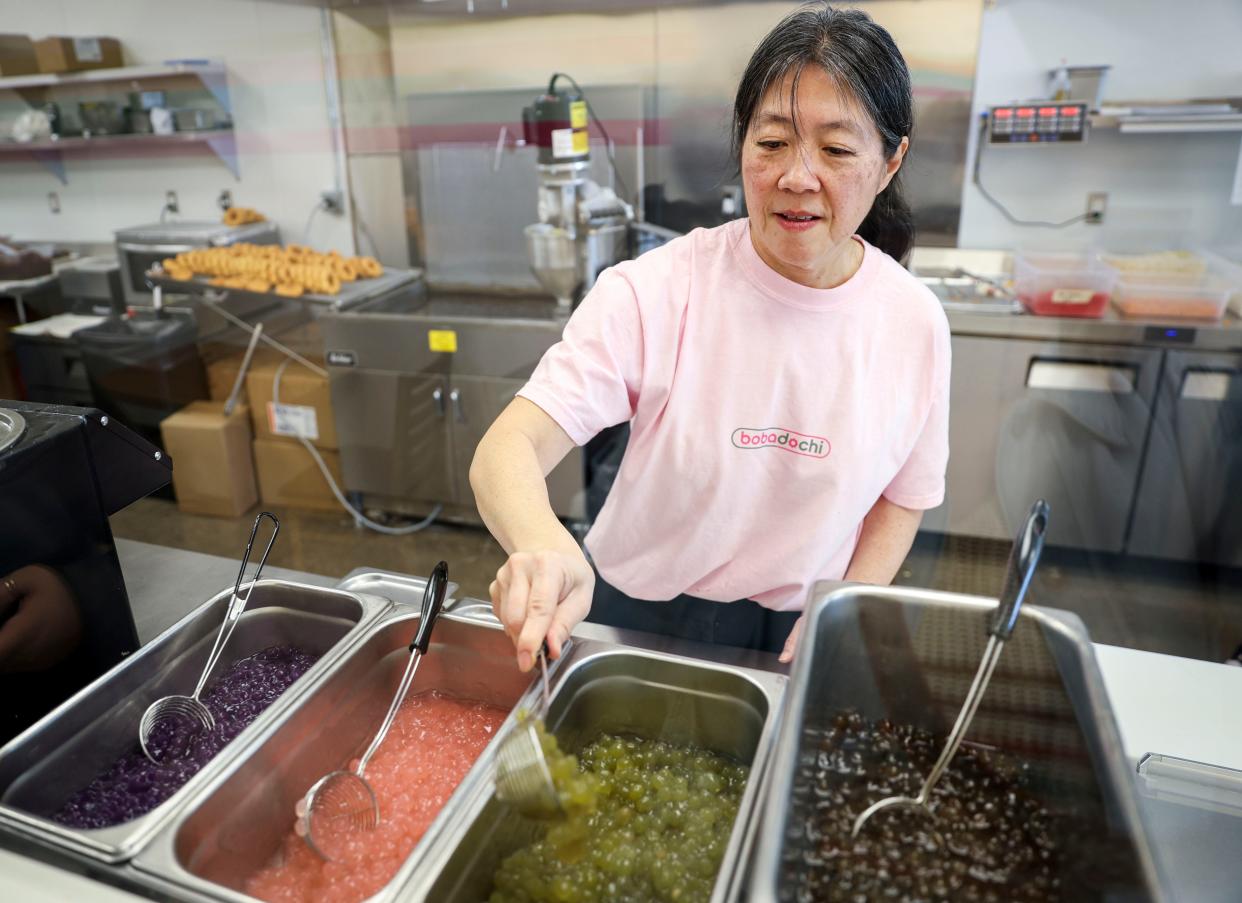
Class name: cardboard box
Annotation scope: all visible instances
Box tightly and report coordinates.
[33,36,123,74]
[246,355,337,450]
[206,348,278,404]
[159,401,258,517]
[253,437,342,512]
[0,35,39,77]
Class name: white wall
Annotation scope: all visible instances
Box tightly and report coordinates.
[0,0,356,253]
[959,0,1242,251]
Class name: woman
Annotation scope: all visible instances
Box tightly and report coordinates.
[471,3,949,672]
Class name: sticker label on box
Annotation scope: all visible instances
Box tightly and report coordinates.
[428,329,458,353]
[1051,288,1094,304]
[73,38,103,63]
[266,402,319,441]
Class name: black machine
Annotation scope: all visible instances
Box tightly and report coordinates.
[0,400,171,744]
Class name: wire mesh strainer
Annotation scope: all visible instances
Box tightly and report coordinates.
[294,561,448,860]
[138,512,279,763]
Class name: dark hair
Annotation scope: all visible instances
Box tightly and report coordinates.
[732,3,915,262]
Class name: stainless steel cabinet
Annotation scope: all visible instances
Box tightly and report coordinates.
[1127,350,1242,566]
[321,293,586,523]
[923,335,1161,552]
[329,368,454,504]
[446,374,585,519]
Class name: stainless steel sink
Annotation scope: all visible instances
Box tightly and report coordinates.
[413,293,565,322]
[345,286,565,322]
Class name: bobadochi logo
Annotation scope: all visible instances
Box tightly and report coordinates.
[731,427,830,458]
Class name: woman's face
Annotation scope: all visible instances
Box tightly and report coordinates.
[741,66,908,288]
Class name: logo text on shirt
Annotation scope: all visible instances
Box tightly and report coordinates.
[731,427,830,459]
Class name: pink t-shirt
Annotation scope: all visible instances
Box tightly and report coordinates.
[518,218,950,612]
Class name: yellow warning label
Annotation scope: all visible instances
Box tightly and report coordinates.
[572,130,589,155]
[570,101,587,129]
[428,329,458,353]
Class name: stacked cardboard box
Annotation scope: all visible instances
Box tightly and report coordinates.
[246,355,342,512]
[33,36,123,73]
[159,402,258,517]
[0,35,39,77]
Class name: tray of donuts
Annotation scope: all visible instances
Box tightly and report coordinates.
[147,242,387,304]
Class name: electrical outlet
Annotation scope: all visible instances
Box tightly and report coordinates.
[217,189,233,210]
[320,189,344,215]
[165,190,179,214]
[1086,192,1107,224]
[47,192,60,214]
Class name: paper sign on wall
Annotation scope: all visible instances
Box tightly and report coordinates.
[267,402,320,441]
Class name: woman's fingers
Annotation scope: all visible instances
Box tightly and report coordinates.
[515,554,560,672]
[495,561,529,642]
[778,614,805,664]
[547,586,592,661]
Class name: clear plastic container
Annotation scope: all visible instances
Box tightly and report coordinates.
[1013,252,1116,318]
[1099,249,1232,320]
[1201,248,1242,318]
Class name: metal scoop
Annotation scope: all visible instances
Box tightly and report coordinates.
[494,644,561,818]
[139,512,280,763]
[852,499,1050,838]
[295,560,448,861]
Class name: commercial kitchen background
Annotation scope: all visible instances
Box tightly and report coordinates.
[1,0,1240,658]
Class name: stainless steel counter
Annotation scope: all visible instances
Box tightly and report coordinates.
[946,306,1242,351]
[2,542,1241,901]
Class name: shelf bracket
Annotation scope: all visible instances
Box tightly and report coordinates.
[194,68,232,117]
[1232,136,1242,206]
[31,148,66,185]
[204,132,240,180]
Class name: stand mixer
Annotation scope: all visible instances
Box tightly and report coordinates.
[521,75,633,310]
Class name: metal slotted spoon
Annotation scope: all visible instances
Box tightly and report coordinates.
[139,512,280,764]
[852,499,1050,838]
[494,643,561,818]
[295,560,448,861]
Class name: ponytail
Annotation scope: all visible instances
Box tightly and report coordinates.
[858,172,915,264]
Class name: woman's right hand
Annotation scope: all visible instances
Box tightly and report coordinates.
[490,550,594,672]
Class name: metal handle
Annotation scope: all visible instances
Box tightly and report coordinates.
[991,500,1049,639]
[410,561,448,654]
[223,323,264,416]
[449,387,464,422]
[1027,360,1136,394]
[192,511,280,698]
[537,643,551,717]
[432,386,445,416]
[1181,370,1234,401]
[493,125,508,173]
[357,561,448,778]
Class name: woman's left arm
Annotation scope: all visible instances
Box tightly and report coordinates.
[778,496,923,662]
[841,496,924,584]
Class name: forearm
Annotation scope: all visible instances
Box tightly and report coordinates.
[469,422,583,560]
[843,496,923,585]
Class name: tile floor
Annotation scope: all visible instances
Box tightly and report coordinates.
[110,498,1242,664]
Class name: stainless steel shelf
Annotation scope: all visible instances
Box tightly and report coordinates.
[0,61,227,93]
[0,130,238,183]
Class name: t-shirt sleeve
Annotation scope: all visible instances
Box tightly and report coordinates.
[516,268,644,446]
[882,321,951,510]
